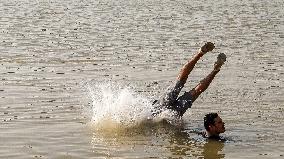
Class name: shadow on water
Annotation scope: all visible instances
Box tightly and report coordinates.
[88,120,225,158]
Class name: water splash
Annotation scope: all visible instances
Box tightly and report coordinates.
[86,81,155,128]
[85,80,185,132]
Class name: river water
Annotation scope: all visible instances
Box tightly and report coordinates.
[0,0,283,158]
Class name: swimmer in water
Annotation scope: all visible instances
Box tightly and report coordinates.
[203,113,226,140]
[152,42,227,138]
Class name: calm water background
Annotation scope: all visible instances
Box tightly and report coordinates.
[0,0,283,158]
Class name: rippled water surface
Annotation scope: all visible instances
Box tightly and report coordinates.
[1,0,283,158]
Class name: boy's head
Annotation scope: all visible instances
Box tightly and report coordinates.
[204,113,225,136]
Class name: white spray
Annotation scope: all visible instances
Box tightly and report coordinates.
[86,81,155,127]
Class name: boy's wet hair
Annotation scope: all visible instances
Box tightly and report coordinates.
[204,113,218,131]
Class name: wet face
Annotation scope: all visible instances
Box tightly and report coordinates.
[212,116,225,134]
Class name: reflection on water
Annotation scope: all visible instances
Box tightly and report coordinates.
[90,120,225,158]
[202,140,225,159]
[167,128,225,159]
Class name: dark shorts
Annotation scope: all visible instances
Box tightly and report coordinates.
[152,80,193,117]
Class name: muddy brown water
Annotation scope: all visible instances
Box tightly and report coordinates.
[0,0,283,158]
